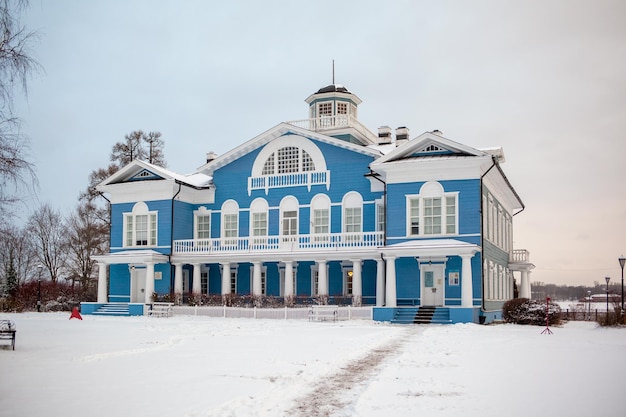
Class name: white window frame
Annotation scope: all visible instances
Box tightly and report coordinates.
[342,192,363,233]
[280,196,299,243]
[123,202,157,247]
[221,200,239,246]
[194,206,211,240]
[250,198,269,247]
[406,182,458,237]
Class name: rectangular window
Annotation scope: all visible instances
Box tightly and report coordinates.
[446,196,456,234]
[135,214,148,245]
[344,207,361,233]
[124,212,158,247]
[197,215,211,239]
[282,210,298,239]
[201,271,208,294]
[125,216,133,246]
[318,102,332,116]
[377,203,386,232]
[409,199,419,235]
[345,271,353,295]
[449,271,460,286]
[252,212,267,237]
[423,198,442,235]
[313,209,329,234]
[230,271,237,294]
[407,193,457,237]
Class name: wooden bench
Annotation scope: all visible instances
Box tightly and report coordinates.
[0,320,16,350]
[309,305,338,322]
[148,302,174,317]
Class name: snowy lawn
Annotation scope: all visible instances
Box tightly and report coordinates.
[0,312,624,417]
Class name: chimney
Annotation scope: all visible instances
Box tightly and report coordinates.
[206,151,217,163]
[395,126,410,146]
[377,126,392,145]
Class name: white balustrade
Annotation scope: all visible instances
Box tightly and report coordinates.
[173,231,384,254]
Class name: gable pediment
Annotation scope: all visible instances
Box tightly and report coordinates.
[127,168,164,182]
[372,131,485,165]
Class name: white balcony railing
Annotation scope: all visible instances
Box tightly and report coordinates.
[173,231,384,255]
[248,170,330,195]
[286,115,378,144]
[510,249,530,263]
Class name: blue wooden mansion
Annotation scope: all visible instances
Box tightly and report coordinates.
[83,82,534,323]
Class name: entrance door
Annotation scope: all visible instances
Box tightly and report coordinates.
[421,267,444,306]
[131,268,146,303]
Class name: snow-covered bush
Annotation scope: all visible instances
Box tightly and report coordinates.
[502,298,562,326]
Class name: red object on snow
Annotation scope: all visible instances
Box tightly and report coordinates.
[69,307,83,320]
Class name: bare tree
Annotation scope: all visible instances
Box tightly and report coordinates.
[144,131,166,166]
[64,202,108,290]
[0,223,36,286]
[26,203,66,283]
[0,0,40,220]
[110,130,147,166]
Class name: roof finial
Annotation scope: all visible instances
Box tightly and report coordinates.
[332,59,335,85]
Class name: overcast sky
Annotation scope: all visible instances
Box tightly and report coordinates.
[14,0,626,287]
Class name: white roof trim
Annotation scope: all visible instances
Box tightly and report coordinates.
[197,122,382,175]
[371,131,487,166]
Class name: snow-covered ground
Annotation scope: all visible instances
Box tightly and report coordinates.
[0,312,624,417]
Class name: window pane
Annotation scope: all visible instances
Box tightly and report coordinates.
[313,209,329,234]
[224,214,238,238]
[126,216,133,246]
[277,147,299,173]
[409,199,419,235]
[149,214,157,246]
[135,215,148,245]
[197,215,211,239]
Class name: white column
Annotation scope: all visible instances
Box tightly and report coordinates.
[173,263,183,295]
[352,259,362,306]
[252,261,262,296]
[385,255,397,307]
[192,263,202,295]
[460,254,474,308]
[317,260,328,296]
[520,270,530,298]
[144,262,155,304]
[284,261,294,298]
[97,262,108,303]
[221,262,231,295]
[526,271,532,299]
[376,258,385,307]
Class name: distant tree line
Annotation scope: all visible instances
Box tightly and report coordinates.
[531,281,623,301]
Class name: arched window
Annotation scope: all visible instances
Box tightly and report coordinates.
[221,200,239,245]
[194,206,211,240]
[342,192,363,238]
[249,135,329,194]
[311,194,330,236]
[280,196,299,243]
[124,202,157,247]
[250,198,269,246]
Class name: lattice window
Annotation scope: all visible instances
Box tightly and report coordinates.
[277,147,299,173]
[262,153,275,175]
[302,150,315,171]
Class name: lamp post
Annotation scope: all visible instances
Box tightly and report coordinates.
[587,290,591,321]
[37,265,43,313]
[619,255,625,312]
[605,276,611,320]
